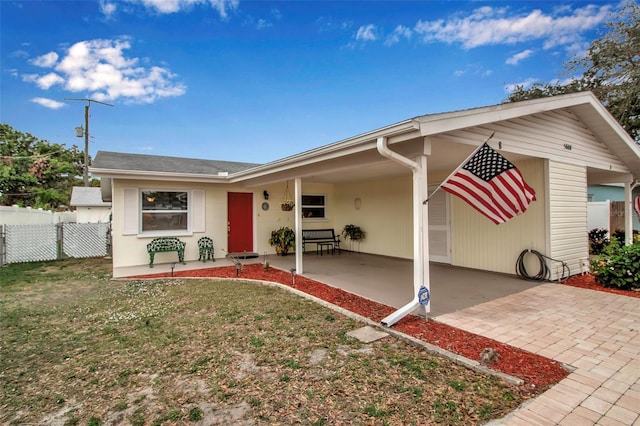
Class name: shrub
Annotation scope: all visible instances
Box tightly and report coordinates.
[591,238,640,290]
[588,228,609,255]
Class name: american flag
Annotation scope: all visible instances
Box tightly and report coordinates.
[634,195,640,219]
[441,142,536,225]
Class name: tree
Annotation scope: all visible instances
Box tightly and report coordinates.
[0,123,85,209]
[506,1,640,141]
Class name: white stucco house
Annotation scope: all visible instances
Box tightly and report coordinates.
[91,92,640,322]
[69,186,112,223]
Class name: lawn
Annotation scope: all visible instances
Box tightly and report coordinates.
[1,258,532,425]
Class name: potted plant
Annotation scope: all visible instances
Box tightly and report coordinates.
[281,200,295,211]
[269,226,295,255]
[342,224,365,241]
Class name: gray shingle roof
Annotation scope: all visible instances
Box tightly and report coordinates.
[93,151,261,175]
[70,186,111,207]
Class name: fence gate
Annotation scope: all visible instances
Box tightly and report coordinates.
[62,223,110,258]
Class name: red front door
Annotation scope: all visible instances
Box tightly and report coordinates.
[228,192,253,253]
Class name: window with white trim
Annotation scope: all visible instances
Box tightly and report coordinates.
[141,190,189,232]
[302,194,326,219]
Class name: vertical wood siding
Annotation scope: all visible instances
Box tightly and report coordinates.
[449,158,547,275]
[548,160,588,280]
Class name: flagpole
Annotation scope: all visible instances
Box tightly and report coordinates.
[423,132,495,204]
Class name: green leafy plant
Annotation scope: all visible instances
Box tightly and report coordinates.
[591,237,640,290]
[341,224,365,241]
[588,228,609,255]
[268,226,295,255]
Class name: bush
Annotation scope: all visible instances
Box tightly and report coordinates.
[591,238,640,290]
[588,228,609,255]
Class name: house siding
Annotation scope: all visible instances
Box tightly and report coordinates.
[334,175,413,258]
[448,158,547,275]
[548,160,589,280]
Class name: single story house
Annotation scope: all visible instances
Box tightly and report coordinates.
[69,186,112,223]
[92,92,640,323]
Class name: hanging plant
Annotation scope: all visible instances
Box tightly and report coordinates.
[281,181,294,211]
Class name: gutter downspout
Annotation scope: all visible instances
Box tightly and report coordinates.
[376,136,431,327]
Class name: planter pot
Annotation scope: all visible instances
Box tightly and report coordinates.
[281,204,294,211]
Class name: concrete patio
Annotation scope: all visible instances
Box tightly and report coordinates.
[120,251,640,425]
[122,251,542,317]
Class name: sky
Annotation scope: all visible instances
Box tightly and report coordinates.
[0,0,621,164]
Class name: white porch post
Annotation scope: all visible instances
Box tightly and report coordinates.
[377,136,431,326]
[294,177,303,274]
[415,153,430,316]
[625,181,632,245]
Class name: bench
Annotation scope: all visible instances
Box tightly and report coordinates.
[302,229,340,255]
[146,237,186,267]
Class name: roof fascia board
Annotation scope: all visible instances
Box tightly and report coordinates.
[229,120,420,183]
[417,92,598,137]
[89,168,230,183]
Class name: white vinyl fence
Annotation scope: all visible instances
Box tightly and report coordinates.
[0,205,76,225]
[0,222,111,266]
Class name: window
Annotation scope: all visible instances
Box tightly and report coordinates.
[302,194,326,219]
[141,191,188,232]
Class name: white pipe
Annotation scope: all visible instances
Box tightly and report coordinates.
[376,137,430,327]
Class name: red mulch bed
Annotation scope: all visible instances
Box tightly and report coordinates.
[130,264,629,390]
[562,273,640,298]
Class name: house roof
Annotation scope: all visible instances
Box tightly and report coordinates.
[70,186,111,207]
[90,92,640,186]
[93,151,260,176]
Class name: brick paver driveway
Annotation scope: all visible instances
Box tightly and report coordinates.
[436,284,640,425]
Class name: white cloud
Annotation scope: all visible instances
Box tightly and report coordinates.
[355,24,377,42]
[132,0,239,18]
[504,77,539,92]
[453,63,493,78]
[414,4,611,50]
[506,49,534,65]
[30,52,59,67]
[35,72,65,89]
[384,25,412,46]
[31,98,66,109]
[22,38,186,104]
[99,0,117,18]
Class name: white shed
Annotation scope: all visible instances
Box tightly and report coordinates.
[70,187,112,223]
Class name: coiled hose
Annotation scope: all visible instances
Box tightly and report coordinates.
[516,249,570,282]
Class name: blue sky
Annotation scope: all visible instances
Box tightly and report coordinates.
[1,0,619,164]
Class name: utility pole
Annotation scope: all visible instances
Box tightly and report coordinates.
[65,98,114,186]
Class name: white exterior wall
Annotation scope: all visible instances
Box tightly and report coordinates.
[547,160,589,280]
[334,175,413,258]
[449,158,547,275]
[76,206,111,223]
[111,179,335,272]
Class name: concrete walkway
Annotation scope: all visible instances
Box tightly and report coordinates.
[436,284,640,425]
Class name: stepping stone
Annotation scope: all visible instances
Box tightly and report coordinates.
[347,326,389,343]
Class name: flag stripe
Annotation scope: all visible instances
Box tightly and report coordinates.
[440,142,536,224]
[635,196,640,218]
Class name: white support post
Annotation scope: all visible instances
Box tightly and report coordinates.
[416,154,430,316]
[294,177,303,274]
[624,181,633,245]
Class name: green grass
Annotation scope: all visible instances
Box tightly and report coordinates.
[0,258,529,425]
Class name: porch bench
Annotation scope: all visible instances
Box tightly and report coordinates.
[147,237,186,267]
[302,229,340,255]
